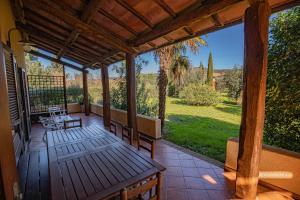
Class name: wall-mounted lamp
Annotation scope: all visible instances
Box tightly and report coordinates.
[7,28,35,50]
[7,28,18,47]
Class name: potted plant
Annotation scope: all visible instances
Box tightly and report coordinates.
[77,95,84,112]
[77,95,94,113]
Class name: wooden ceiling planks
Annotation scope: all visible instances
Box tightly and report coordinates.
[56,0,103,59]
[12,0,300,69]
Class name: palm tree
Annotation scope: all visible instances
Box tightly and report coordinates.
[170,55,191,95]
[154,37,207,131]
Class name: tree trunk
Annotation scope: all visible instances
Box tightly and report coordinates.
[158,68,168,129]
[158,49,171,131]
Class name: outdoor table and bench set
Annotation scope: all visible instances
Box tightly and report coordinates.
[45,121,165,199]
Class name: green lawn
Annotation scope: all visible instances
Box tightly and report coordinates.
[164,96,241,162]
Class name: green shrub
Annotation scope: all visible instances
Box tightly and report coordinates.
[168,83,176,97]
[264,7,300,152]
[110,57,158,117]
[179,83,220,106]
[66,86,83,103]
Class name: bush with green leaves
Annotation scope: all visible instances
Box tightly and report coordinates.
[264,7,300,152]
[110,57,158,117]
[179,83,220,106]
[66,86,83,103]
[223,66,243,103]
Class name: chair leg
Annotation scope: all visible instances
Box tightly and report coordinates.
[156,172,162,200]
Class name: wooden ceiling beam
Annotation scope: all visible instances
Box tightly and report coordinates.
[115,0,154,29]
[131,0,243,46]
[98,8,138,36]
[28,50,85,72]
[25,12,112,54]
[153,0,176,17]
[23,0,135,53]
[17,23,99,60]
[211,14,224,27]
[183,26,194,36]
[84,50,120,68]
[30,36,91,64]
[18,23,113,66]
[27,19,110,58]
[57,0,103,59]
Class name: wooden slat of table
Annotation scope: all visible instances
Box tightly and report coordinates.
[47,126,165,200]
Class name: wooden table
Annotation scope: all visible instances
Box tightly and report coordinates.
[47,125,165,200]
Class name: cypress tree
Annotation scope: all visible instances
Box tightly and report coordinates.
[206,52,213,85]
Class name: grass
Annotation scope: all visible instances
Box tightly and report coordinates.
[164,95,241,163]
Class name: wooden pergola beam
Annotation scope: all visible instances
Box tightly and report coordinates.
[28,50,85,72]
[101,65,111,129]
[83,71,90,116]
[183,26,194,36]
[211,14,224,27]
[18,23,114,67]
[24,0,136,53]
[235,0,270,198]
[115,0,154,29]
[57,0,103,59]
[126,53,138,140]
[131,0,242,46]
[24,9,112,55]
[154,0,176,17]
[83,50,120,68]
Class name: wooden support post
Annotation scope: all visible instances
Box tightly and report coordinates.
[101,65,111,129]
[126,53,138,139]
[62,65,68,114]
[235,1,270,199]
[83,70,90,116]
[0,42,19,200]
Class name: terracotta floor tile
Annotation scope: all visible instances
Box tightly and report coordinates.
[206,190,234,200]
[198,168,218,178]
[156,152,180,160]
[167,176,186,189]
[166,166,183,177]
[178,153,195,160]
[187,189,210,200]
[163,159,181,167]
[194,159,214,168]
[167,189,188,200]
[182,167,200,177]
[184,177,205,189]
[180,159,196,168]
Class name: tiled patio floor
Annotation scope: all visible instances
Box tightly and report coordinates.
[26,113,288,200]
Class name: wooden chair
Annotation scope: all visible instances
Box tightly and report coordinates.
[110,121,117,136]
[138,132,155,159]
[122,126,133,145]
[120,172,162,200]
[64,118,82,129]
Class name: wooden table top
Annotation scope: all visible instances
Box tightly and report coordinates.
[47,125,165,200]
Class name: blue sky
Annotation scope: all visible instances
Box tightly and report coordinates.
[37,23,245,77]
[139,23,244,74]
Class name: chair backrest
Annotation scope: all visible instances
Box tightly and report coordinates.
[122,126,133,145]
[120,172,162,200]
[138,132,155,159]
[64,118,82,129]
[49,106,61,117]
